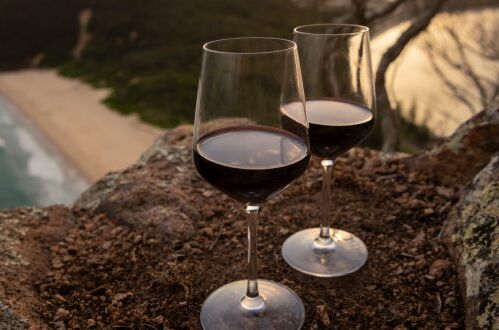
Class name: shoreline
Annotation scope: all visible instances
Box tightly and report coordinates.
[0,69,163,183]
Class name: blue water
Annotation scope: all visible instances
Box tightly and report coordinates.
[0,95,88,208]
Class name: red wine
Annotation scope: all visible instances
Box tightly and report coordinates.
[193,126,310,203]
[282,99,374,159]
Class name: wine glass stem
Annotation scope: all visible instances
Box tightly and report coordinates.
[319,159,334,240]
[245,204,260,299]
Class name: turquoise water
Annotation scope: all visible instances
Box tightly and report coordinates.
[0,95,88,208]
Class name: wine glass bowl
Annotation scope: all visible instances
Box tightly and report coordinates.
[193,37,309,329]
[282,24,376,278]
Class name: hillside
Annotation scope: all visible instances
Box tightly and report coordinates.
[0,0,322,127]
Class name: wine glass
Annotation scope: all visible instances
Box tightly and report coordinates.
[193,37,310,329]
[281,24,376,277]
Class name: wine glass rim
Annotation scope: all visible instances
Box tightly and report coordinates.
[294,23,369,36]
[203,37,297,55]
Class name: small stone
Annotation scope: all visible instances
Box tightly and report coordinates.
[408,172,418,183]
[411,231,426,247]
[429,259,451,279]
[153,315,164,324]
[394,185,407,193]
[111,226,123,235]
[316,304,331,327]
[407,198,424,209]
[54,321,66,330]
[366,284,376,291]
[113,292,133,304]
[133,235,142,244]
[415,259,427,270]
[52,259,64,269]
[423,208,434,216]
[202,190,214,197]
[55,308,70,320]
[87,319,96,326]
[444,296,457,308]
[200,227,214,237]
[436,186,454,198]
[84,222,96,231]
[395,266,404,275]
[279,228,290,235]
[102,241,112,250]
[147,238,160,244]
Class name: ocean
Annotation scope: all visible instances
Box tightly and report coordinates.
[0,94,88,209]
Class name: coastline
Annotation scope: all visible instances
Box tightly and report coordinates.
[0,69,163,183]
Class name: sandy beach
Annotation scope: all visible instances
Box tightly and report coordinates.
[0,69,163,182]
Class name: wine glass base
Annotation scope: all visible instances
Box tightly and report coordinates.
[282,228,368,277]
[200,279,304,330]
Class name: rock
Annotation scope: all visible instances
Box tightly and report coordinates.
[75,125,197,241]
[55,308,70,320]
[0,110,497,328]
[403,102,499,185]
[428,259,451,279]
[113,292,133,304]
[316,304,331,327]
[0,302,28,329]
[443,155,499,329]
[415,259,427,270]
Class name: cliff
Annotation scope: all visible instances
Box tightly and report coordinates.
[0,103,497,329]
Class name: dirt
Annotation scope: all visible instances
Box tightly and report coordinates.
[3,147,465,329]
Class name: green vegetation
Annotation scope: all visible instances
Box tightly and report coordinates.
[0,0,325,127]
[0,0,434,150]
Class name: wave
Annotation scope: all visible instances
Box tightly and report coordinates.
[14,127,65,183]
[0,94,89,207]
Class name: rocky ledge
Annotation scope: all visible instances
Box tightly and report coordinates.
[0,104,497,329]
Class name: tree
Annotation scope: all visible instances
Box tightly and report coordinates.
[344,0,447,152]
[424,18,499,115]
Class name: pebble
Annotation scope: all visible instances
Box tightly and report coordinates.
[436,186,454,198]
[423,208,434,216]
[415,259,427,270]
[52,259,64,269]
[133,235,142,244]
[202,190,214,197]
[153,315,164,324]
[279,228,290,235]
[113,292,133,303]
[54,321,66,330]
[429,259,451,278]
[316,304,331,327]
[111,226,123,236]
[55,307,70,320]
[200,227,214,237]
[54,294,66,302]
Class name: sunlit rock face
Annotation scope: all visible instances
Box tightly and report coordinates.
[372,7,499,136]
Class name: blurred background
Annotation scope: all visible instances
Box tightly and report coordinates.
[0,0,497,208]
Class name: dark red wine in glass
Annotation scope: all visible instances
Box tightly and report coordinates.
[194,126,310,203]
[282,98,374,159]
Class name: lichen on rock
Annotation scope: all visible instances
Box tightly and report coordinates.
[444,155,499,329]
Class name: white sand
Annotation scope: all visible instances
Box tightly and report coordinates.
[0,69,163,182]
